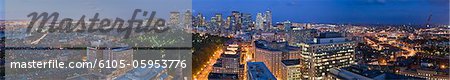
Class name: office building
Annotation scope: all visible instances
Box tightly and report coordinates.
[256,13,265,31]
[241,13,252,31]
[215,13,223,26]
[254,40,301,79]
[296,32,356,80]
[264,10,272,31]
[281,59,302,80]
[169,12,180,27]
[183,10,192,30]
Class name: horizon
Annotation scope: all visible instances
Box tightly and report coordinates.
[0,0,449,25]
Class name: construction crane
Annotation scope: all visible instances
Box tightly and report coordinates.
[426,14,432,27]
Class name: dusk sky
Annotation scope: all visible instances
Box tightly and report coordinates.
[0,0,3,20]
[1,0,448,25]
[193,0,449,25]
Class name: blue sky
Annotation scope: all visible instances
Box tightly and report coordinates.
[193,0,449,25]
[0,0,3,20]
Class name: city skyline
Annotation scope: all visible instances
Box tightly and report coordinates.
[1,0,449,80]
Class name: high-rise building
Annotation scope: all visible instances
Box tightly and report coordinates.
[254,40,301,79]
[264,10,272,31]
[215,13,223,26]
[247,62,277,80]
[241,13,252,31]
[256,13,265,31]
[210,17,217,23]
[223,16,232,34]
[230,11,242,32]
[183,10,192,30]
[281,59,302,80]
[194,13,206,27]
[296,32,356,80]
[169,11,180,27]
[209,16,219,32]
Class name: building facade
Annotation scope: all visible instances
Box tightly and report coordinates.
[296,32,356,80]
[281,59,302,80]
[254,40,301,79]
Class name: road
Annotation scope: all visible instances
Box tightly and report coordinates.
[390,41,417,57]
[194,47,223,80]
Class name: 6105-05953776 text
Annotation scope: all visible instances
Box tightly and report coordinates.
[10,59,187,69]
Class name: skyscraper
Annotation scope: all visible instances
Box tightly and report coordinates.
[256,13,265,31]
[230,11,242,32]
[183,10,192,30]
[215,13,223,26]
[264,10,272,31]
[225,16,232,30]
[194,13,206,27]
[169,11,180,27]
[241,13,252,31]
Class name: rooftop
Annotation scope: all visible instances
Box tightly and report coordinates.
[220,53,240,58]
[317,32,343,38]
[208,73,239,80]
[330,65,424,80]
[255,40,299,52]
[247,62,277,80]
[281,59,301,66]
